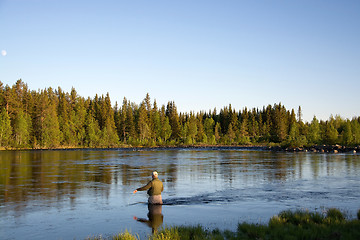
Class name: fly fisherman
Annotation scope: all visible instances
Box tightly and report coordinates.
[133,171,164,204]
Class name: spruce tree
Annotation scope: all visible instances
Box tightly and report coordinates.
[0,108,12,147]
[324,121,338,145]
[271,103,287,142]
[351,119,360,145]
[307,116,321,144]
[204,117,215,141]
[248,109,259,140]
[74,96,87,146]
[152,100,161,142]
[187,112,198,144]
[13,110,31,148]
[239,109,248,138]
[214,122,222,143]
[125,101,136,141]
[226,123,236,144]
[85,111,101,147]
[161,117,172,143]
[42,104,61,148]
[166,101,180,140]
[341,120,353,146]
[195,112,205,143]
[137,102,151,142]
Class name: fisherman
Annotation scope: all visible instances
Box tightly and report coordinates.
[133,171,164,204]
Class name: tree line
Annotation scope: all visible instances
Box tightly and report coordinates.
[0,80,359,149]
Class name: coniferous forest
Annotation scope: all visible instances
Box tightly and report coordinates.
[0,80,360,149]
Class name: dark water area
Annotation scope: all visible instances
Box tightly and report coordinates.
[0,148,359,239]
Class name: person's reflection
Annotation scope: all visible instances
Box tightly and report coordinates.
[133,204,164,234]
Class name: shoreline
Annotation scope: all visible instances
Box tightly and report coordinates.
[1,144,358,153]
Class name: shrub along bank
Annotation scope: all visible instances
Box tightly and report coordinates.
[90,208,360,240]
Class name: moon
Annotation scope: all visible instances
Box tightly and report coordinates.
[1,50,7,56]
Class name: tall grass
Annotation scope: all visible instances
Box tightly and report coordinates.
[89,209,360,240]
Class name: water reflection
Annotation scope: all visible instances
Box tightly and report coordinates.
[1,149,359,211]
[133,204,164,234]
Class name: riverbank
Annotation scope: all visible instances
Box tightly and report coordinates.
[89,209,360,240]
[2,144,359,154]
[268,144,360,154]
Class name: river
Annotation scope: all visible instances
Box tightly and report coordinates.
[0,148,359,239]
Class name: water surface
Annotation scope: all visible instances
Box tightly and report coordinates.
[0,149,359,239]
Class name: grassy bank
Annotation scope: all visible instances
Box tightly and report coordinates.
[89,209,360,240]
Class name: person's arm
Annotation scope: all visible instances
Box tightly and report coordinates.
[133,181,152,193]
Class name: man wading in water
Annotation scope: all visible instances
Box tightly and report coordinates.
[133,171,164,204]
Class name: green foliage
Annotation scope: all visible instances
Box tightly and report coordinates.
[325,125,338,145]
[0,108,12,147]
[237,223,266,239]
[326,208,345,223]
[307,116,321,144]
[85,112,101,147]
[112,231,139,240]
[1,80,360,149]
[151,227,180,240]
[13,110,31,148]
[270,209,325,226]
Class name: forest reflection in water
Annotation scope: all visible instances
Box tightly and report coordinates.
[0,149,359,240]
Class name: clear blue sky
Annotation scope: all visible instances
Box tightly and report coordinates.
[1,0,359,122]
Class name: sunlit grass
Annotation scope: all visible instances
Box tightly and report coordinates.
[88,230,139,240]
[89,209,360,240]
